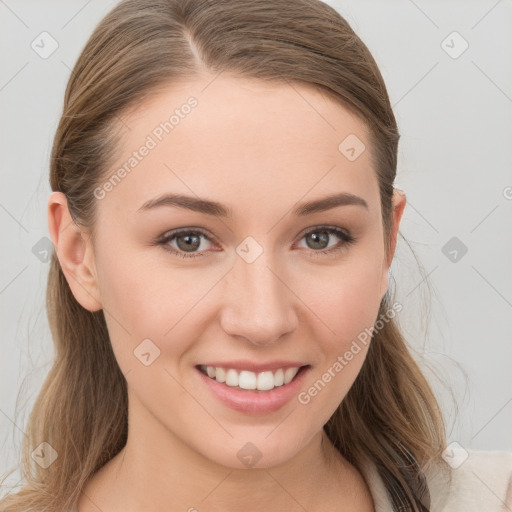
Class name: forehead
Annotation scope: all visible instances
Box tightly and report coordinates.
[98,74,378,219]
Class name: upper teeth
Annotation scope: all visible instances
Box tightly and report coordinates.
[201,365,300,391]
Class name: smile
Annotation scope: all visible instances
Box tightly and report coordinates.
[195,363,311,414]
[198,364,302,391]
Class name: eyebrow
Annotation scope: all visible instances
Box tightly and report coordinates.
[137,192,368,217]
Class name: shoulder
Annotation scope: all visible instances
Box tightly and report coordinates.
[430,449,512,512]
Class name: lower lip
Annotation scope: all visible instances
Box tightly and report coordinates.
[196,366,310,415]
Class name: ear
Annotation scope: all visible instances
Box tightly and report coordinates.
[386,188,406,268]
[379,188,407,297]
[47,191,102,312]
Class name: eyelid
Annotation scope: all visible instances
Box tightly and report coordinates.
[295,224,351,240]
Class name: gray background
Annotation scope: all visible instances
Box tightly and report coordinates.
[1,0,511,490]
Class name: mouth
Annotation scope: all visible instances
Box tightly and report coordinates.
[195,363,311,414]
[196,364,309,392]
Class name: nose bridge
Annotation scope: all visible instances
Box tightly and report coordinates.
[220,247,297,345]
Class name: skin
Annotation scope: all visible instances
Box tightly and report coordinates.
[48,74,406,512]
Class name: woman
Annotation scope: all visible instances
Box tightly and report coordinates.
[1,0,510,511]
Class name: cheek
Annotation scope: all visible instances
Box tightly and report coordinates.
[93,245,167,368]
[295,258,383,425]
[95,246,222,370]
[303,246,386,348]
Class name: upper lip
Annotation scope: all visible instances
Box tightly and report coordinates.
[197,360,309,373]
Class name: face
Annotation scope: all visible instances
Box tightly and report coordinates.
[56,74,404,470]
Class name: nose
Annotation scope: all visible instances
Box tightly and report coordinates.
[219,252,298,346]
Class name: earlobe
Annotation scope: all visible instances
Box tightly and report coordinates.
[47,191,102,312]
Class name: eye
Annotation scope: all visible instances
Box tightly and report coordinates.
[294,226,356,257]
[155,225,356,259]
[157,228,216,259]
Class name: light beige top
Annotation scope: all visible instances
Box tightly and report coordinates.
[358,450,512,512]
[72,450,512,511]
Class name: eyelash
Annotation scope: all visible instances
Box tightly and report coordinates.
[155,226,356,260]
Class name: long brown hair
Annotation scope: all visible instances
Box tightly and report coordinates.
[0,1,448,510]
